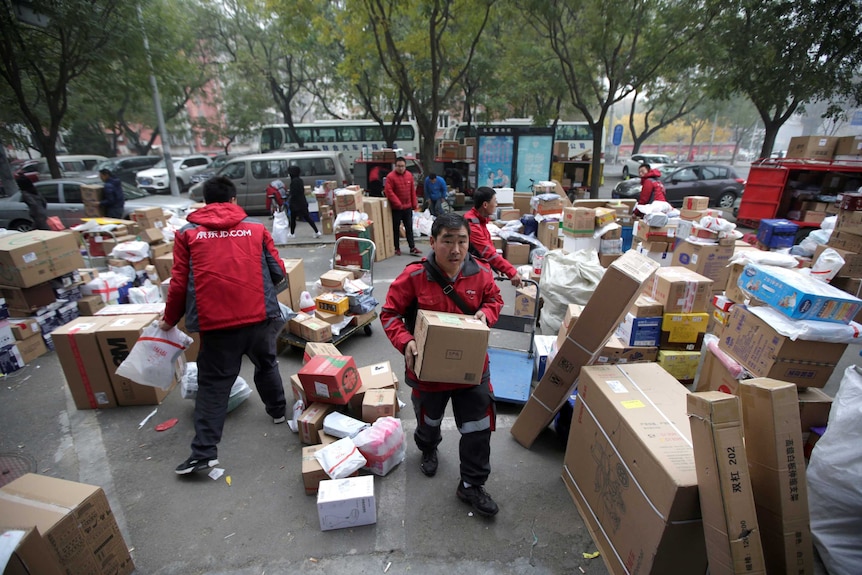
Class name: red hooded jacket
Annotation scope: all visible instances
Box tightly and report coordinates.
[164,203,286,332]
[638,168,666,205]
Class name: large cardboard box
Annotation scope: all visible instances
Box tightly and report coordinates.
[0,282,56,314]
[413,310,489,385]
[0,474,134,575]
[277,258,306,312]
[503,242,530,265]
[317,475,376,531]
[719,306,846,387]
[0,231,84,288]
[511,250,660,448]
[1,527,65,575]
[739,379,814,575]
[785,135,838,160]
[796,387,832,432]
[594,334,657,364]
[644,266,713,313]
[95,313,177,406]
[562,363,707,575]
[672,239,735,290]
[298,355,361,405]
[52,316,118,409]
[562,207,595,236]
[688,392,765,575]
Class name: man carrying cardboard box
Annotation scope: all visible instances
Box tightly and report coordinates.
[464,186,522,286]
[160,176,288,475]
[380,213,504,516]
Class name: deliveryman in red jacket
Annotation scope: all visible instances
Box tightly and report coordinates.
[161,176,288,476]
[380,213,504,516]
[384,156,420,255]
[464,186,522,286]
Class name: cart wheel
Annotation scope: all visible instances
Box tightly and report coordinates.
[363,325,373,336]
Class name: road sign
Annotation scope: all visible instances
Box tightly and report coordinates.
[851,110,862,127]
[612,124,623,146]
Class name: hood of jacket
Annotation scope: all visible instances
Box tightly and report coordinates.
[640,168,663,180]
[187,202,248,230]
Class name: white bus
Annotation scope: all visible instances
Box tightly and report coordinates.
[258,119,420,168]
[439,119,595,156]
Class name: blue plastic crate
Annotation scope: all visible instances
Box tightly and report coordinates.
[621,226,634,252]
[757,219,798,249]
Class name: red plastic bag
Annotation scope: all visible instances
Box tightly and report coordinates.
[47,216,65,231]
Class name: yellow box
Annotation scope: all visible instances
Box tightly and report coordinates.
[661,312,709,342]
[657,350,701,381]
[594,207,617,227]
[315,293,349,315]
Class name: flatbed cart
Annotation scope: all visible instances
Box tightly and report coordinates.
[488,278,540,404]
[277,236,378,352]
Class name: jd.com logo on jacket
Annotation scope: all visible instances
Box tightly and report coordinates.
[195,229,253,239]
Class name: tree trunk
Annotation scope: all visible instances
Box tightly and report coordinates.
[588,129,604,199]
[759,123,779,159]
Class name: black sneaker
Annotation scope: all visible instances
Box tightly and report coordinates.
[420,449,438,477]
[456,482,499,517]
[175,456,219,475]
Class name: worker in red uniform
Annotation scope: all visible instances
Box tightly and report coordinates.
[637,163,666,205]
[384,157,420,255]
[161,176,288,476]
[380,212,504,517]
[464,186,522,286]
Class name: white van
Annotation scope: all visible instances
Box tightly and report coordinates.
[189,151,352,214]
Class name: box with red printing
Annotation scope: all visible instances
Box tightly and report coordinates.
[298,355,362,405]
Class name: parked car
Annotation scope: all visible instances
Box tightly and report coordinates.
[189,153,243,186]
[189,151,352,214]
[13,154,109,183]
[136,155,212,193]
[621,153,674,179]
[0,178,193,231]
[81,156,163,186]
[611,163,745,210]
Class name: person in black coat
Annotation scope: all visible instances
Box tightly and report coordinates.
[99,168,125,219]
[16,177,49,230]
[287,165,320,238]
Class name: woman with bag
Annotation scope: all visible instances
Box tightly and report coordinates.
[287,165,320,239]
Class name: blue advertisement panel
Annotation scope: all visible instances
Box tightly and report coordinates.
[477,135,514,189]
[515,135,554,192]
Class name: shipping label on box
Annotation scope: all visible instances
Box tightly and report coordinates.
[738,264,862,323]
[688,392,765,575]
[413,310,489,385]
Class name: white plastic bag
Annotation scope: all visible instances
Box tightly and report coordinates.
[314,437,367,479]
[116,321,193,390]
[128,280,162,304]
[538,249,605,335]
[808,366,862,575]
[272,211,290,245]
[353,417,406,476]
[110,240,151,262]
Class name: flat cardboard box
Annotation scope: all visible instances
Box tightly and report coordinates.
[645,266,713,313]
[298,402,336,444]
[1,527,65,575]
[413,310,489,385]
[298,355,361,405]
[52,316,118,409]
[562,363,707,575]
[361,388,397,423]
[0,474,134,575]
[688,392,765,574]
[719,306,847,387]
[95,313,177,406]
[511,249,660,448]
[0,231,84,288]
[277,258,306,312]
[317,475,376,531]
[739,379,813,575]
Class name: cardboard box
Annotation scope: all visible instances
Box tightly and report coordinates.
[513,284,537,318]
[15,332,47,364]
[671,239,734,290]
[504,242,530,265]
[0,474,134,575]
[657,349,701,382]
[300,317,332,342]
[139,227,164,244]
[739,379,813,575]
[536,221,560,248]
[594,334,657,364]
[149,241,173,259]
[661,311,709,345]
[738,263,862,323]
[298,402,336,444]
[95,313,177,406]
[615,312,661,347]
[315,293,349,315]
[695,344,746,396]
[52,316,118,409]
[813,244,862,278]
[334,188,363,214]
[413,310,489,385]
[298,355,361,405]
[348,361,398,415]
[562,207,595,236]
[301,445,330,495]
[827,228,862,253]
[513,192,533,215]
[317,475,376,531]
[319,269,353,289]
[511,250,660,448]
[687,392,765,574]
[683,196,710,211]
[634,220,677,244]
[7,316,40,340]
[796,387,832,432]
[153,254,174,281]
[290,373,306,405]
[1,527,65,575]
[594,207,616,227]
[277,258,306,312]
[720,306,847,387]
[131,206,166,230]
[0,231,84,288]
[302,341,341,364]
[834,135,862,157]
[645,266,712,313]
[361,388,397,423]
[562,364,707,575]
[0,282,56,314]
[785,135,838,160]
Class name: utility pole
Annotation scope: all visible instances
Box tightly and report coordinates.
[136,4,179,197]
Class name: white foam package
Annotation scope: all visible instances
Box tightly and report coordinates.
[323,411,369,439]
[314,437,367,479]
